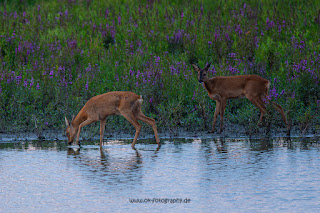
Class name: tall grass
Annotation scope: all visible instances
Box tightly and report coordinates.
[0,0,319,134]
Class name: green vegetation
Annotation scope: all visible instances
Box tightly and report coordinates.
[0,0,319,136]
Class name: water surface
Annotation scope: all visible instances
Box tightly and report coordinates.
[0,137,320,212]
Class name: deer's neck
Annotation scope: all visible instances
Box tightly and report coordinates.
[203,78,216,94]
[71,112,86,130]
[71,120,80,131]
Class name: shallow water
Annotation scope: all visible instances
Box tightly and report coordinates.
[0,137,320,212]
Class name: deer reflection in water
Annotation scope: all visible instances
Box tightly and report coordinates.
[66,145,159,187]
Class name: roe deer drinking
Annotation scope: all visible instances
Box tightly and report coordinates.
[191,63,290,135]
[65,91,160,148]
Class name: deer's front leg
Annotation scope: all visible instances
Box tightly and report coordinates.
[99,118,107,147]
[211,100,220,133]
[76,119,96,146]
[210,94,222,133]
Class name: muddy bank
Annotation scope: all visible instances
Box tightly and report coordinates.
[0,124,319,143]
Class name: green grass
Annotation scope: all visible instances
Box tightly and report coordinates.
[0,0,319,135]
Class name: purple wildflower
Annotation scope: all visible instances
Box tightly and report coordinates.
[115,74,119,81]
[67,40,77,49]
[49,70,54,78]
[192,90,196,100]
[23,79,28,88]
[129,68,134,76]
[17,42,23,52]
[85,63,92,72]
[154,56,160,66]
[191,105,197,113]
[29,77,34,88]
[278,23,281,34]
[235,24,242,36]
[266,17,275,29]
[118,16,121,25]
[85,81,89,90]
[214,30,220,41]
[105,9,110,18]
[16,73,22,85]
[225,33,230,41]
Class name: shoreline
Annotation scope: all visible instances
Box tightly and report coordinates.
[0,125,319,143]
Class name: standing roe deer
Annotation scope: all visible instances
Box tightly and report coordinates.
[191,63,290,135]
[65,91,160,148]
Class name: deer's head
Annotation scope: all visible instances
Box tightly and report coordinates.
[65,116,76,145]
[191,63,212,83]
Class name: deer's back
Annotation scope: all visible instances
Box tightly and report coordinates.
[212,75,268,88]
[81,91,142,118]
[206,75,269,98]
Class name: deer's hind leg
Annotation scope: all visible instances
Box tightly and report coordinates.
[136,111,160,146]
[120,111,142,148]
[246,94,267,123]
[271,101,288,126]
[218,98,227,133]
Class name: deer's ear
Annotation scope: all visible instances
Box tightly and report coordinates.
[65,117,70,127]
[204,62,212,71]
[191,64,200,72]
